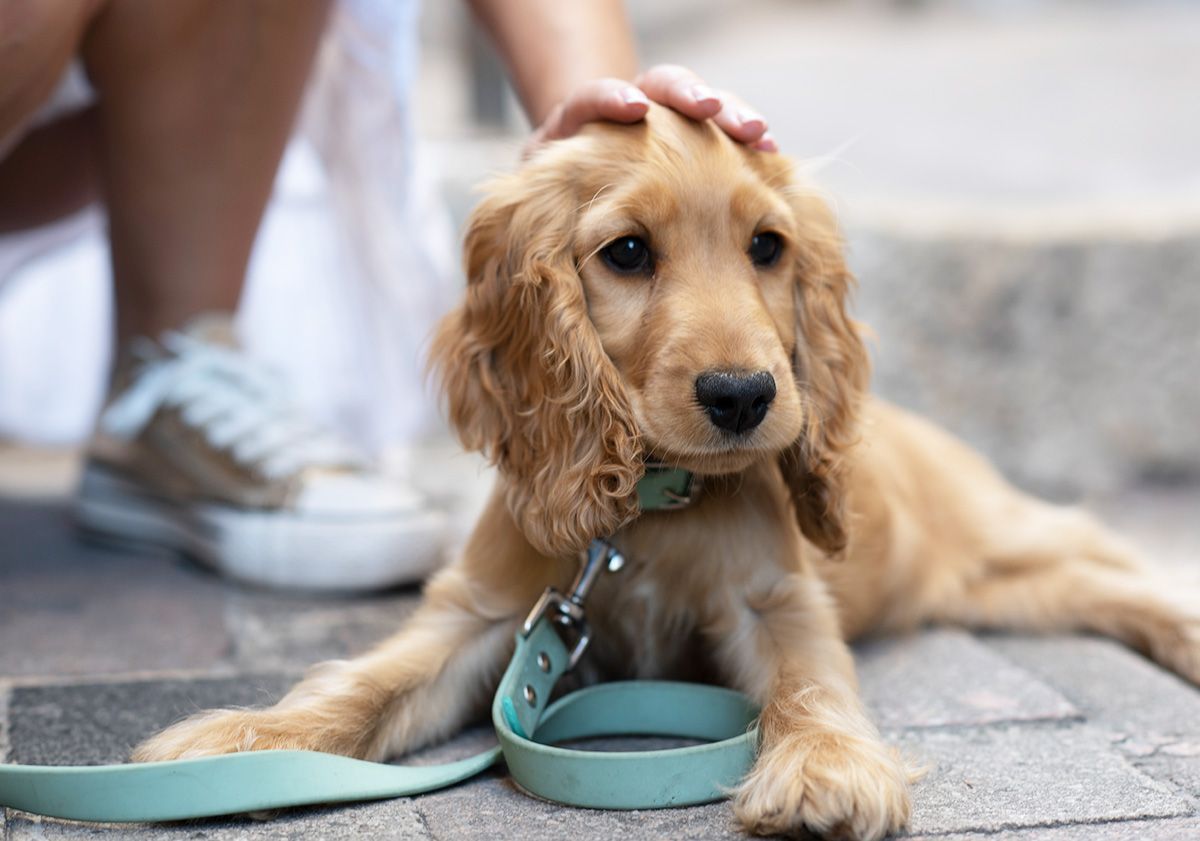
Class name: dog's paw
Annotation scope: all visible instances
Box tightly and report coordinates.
[733,733,913,840]
[1112,581,1200,687]
[131,708,349,762]
[1149,615,1200,687]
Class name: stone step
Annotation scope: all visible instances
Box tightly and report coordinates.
[850,224,1200,495]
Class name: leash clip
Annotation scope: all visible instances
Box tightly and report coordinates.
[521,538,625,670]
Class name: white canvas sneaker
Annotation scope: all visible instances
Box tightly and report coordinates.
[74,315,448,592]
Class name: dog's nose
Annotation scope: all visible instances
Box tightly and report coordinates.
[694,371,776,434]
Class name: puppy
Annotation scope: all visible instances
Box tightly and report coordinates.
[135,106,1200,840]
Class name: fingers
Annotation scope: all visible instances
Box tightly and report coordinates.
[538,77,650,144]
[637,64,775,151]
[634,64,724,122]
[752,132,779,153]
[527,65,778,156]
[707,91,774,150]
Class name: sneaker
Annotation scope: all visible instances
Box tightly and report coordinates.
[75,315,448,592]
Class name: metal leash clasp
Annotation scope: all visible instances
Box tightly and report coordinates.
[521,538,625,670]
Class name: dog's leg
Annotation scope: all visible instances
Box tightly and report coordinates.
[930,498,1200,685]
[133,561,538,763]
[716,572,913,841]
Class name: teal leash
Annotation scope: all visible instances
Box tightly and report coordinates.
[0,472,762,822]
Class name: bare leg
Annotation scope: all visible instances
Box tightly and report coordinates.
[0,0,96,145]
[713,573,912,841]
[79,0,329,345]
[0,108,99,233]
[0,0,328,344]
[0,0,100,230]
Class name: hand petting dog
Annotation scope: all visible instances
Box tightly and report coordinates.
[529,63,778,154]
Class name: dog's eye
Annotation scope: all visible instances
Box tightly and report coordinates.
[601,236,653,274]
[749,232,782,267]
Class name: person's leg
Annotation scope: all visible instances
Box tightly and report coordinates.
[0,0,103,230]
[79,0,330,344]
[0,0,95,144]
[1,0,329,335]
[0,108,99,234]
[3,0,448,590]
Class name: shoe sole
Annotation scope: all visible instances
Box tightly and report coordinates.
[74,465,450,592]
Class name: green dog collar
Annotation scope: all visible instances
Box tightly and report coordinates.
[636,462,698,511]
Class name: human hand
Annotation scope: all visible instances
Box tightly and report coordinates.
[527,64,776,155]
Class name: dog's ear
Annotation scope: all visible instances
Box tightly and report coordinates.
[777,187,871,556]
[430,165,643,558]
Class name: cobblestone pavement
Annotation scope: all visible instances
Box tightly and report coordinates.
[2,480,1199,840]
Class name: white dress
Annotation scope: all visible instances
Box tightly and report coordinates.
[0,0,457,455]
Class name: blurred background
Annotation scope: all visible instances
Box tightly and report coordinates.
[1,0,1198,513]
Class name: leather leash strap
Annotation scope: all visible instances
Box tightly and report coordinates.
[0,536,760,822]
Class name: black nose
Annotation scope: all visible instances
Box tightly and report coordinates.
[694,371,776,434]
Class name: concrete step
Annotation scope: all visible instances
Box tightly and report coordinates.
[850,224,1200,496]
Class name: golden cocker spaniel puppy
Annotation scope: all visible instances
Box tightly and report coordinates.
[135,106,1198,841]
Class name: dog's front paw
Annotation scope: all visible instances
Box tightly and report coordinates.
[1141,595,1200,687]
[733,732,913,840]
[132,708,360,762]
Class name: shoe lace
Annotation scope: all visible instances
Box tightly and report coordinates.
[101,332,362,480]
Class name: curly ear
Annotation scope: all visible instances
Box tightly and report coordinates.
[430,167,643,558]
[778,189,871,556]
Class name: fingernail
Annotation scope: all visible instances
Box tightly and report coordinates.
[738,109,766,132]
[690,84,721,106]
[621,87,651,106]
[754,132,779,153]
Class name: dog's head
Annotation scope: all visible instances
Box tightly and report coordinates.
[432,105,869,558]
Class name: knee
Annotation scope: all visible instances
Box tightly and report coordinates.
[0,0,101,140]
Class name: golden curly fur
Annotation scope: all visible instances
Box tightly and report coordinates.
[135,106,1200,841]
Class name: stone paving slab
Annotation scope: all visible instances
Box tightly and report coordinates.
[856,629,1080,730]
[908,816,1200,841]
[413,777,741,841]
[6,799,429,841]
[895,724,1191,836]
[983,636,1200,745]
[984,635,1200,811]
[0,501,230,678]
[7,677,294,766]
[1134,754,1200,816]
[223,589,419,672]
